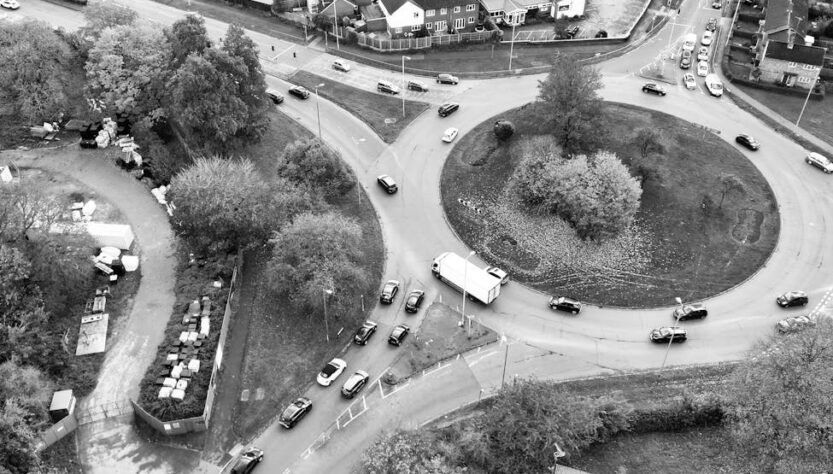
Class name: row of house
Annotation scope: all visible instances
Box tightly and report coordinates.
[305,0,585,38]
[751,0,826,89]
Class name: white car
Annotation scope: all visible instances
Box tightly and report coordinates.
[697,61,709,77]
[697,46,710,62]
[332,59,351,72]
[705,73,723,97]
[806,152,833,173]
[701,31,713,46]
[1,0,20,9]
[316,358,347,386]
[683,73,697,90]
[442,127,459,143]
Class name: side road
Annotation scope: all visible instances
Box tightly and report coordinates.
[0,146,205,473]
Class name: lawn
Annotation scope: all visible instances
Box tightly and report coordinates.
[440,102,779,308]
[385,302,499,382]
[228,108,386,438]
[289,70,430,143]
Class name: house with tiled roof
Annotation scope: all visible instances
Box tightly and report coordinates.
[421,0,481,34]
[378,0,426,37]
[479,0,551,25]
[753,0,826,89]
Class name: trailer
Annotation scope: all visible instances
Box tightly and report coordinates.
[431,252,501,305]
[553,0,586,20]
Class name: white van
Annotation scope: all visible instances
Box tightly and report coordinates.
[681,33,697,52]
[705,73,723,97]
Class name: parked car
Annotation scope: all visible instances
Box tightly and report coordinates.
[404,290,425,313]
[697,46,710,61]
[735,134,760,150]
[229,447,264,474]
[380,280,400,304]
[442,127,459,143]
[683,73,697,90]
[642,83,667,96]
[680,49,692,69]
[407,80,429,92]
[776,290,808,308]
[0,0,20,10]
[388,324,410,346]
[566,25,580,38]
[278,397,312,429]
[706,17,718,31]
[316,358,347,386]
[672,303,708,321]
[438,102,460,117]
[705,73,723,96]
[806,152,833,173]
[353,321,378,345]
[265,88,284,104]
[649,326,687,343]
[775,315,815,334]
[548,296,582,315]
[712,0,722,9]
[701,30,713,45]
[436,73,459,85]
[486,266,509,285]
[332,59,351,72]
[288,86,310,99]
[595,30,608,38]
[697,60,709,77]
[377,174,398,194]
[341,370,369,398]
[377,80,400,95]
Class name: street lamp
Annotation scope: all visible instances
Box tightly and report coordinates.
[508,22,516,71]
[401,55,411,117]
[461,250,476,326]
[796,75,818,127]
[323,287,334,343]
[662,296,683,368]
[314,83,325,139]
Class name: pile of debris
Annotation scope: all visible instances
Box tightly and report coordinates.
[155,296,211,401]
[91,246,139,284]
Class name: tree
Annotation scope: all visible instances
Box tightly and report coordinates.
[360,429,464,474]
[168,157,316,253]
[0,360,51,474]
[220,24,270,142]
[166,14,211,69]
[723,320,833,473]
[278,138,355,201]
[717,173,745,209]
[81,2,138,40]
[633,128,665,158]
[0,245,48,338]
[0,183,63,244]
[493,119,516,141]
[553,17,570,38]
[85,23,172,123]
[0,21,73,124]
[312,13,333,30]
[267,211,368,318]
[536,54,607,156]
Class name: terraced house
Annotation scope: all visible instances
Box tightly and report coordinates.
[379,0,481,37]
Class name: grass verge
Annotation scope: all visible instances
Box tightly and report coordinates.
[440,102,779,308]
[385,302,499,382]
[289,70,430,143]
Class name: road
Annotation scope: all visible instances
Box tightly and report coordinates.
[10,1,833,473]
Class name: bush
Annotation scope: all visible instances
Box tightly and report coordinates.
[629,393,724,433]
[493,119,515,141]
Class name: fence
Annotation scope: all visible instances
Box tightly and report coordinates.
[132,259,240,436]
[354,30,498,52]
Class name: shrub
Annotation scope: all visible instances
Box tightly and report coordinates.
[493,120,515,141]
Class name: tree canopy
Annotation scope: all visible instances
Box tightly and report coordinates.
[166,14,211,69]
[81,2,138,40]
[360,429,464,474]
[278,138,356,201]
[0,359,51,474]
[536,54,607,156]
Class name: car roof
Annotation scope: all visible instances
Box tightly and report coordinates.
[786,290,806,297]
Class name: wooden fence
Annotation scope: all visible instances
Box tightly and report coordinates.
[354,30,497,51]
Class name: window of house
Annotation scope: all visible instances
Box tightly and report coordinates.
[453,6,461,13]
[455,17,465,29]
[426,9,435,16]
[466,4,476,11]
[440,8,447,14]
[426,22,433,29]
[787,62,797,68]
[802,64,816,70]
[395,27,402,33]
[436,20,446,31]
[798,76,810,83]
[468,16,475,23]
[412,24,421,31]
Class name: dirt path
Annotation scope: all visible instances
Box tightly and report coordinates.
[0,145,204,473]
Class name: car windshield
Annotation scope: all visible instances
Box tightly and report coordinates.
[357,327,369,336]
[321,363,338,376]
[282,405,299,418]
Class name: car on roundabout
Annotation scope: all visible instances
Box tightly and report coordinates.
[332,59,351,72]
[735,134,760,150]
[438,102,460,117]
[353,321,378,345]
[775,315,815,334]
[442,127,459,143]
[436,73,459,84]
[229,447,264,474]
[649,326,687,343]
[776,290,808,308]
[1,0,20,10]
[288,86,310,99]
[278,397,312,429]
[265,89,284,104]
[548,296,582,314]
[806,152,833,173]
[316,358,347,386]
[642,83,667,96]
[377,174,398,194]
[672,303,708,321]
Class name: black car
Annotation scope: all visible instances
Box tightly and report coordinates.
[377,174,398,194]
[404,290,425,313]
[288,86,310,99]
[649,326,687,343]
[436,73,459,85]
[353,321,378,345]
[735,134,760,150]
[341,370,369,399]
[776,291,808,308]
[548,296,582,315]
[265,88,284,104]
[438,102,460,117]
[595,30,608,38]
[566,25,580,38]
[672,303,708,321]
[278,397,312,429]
[706,17,718,31]
[229,447,264,474]
[388,324,410,346]
[642,83,667,96]
[380,280,400,304]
